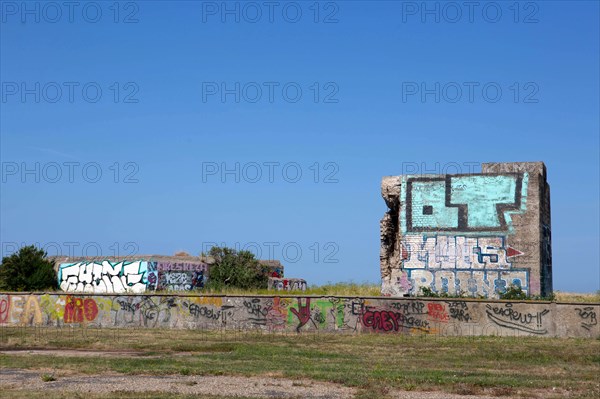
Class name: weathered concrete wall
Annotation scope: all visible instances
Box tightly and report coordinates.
[51,256,286,294]
[381,162,552,298]
[0,293,596,338]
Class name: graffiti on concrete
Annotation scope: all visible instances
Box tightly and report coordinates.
[64,295,99,323]
[575,307,598,331]
[58,260,210,294]
[447,301,472,322]
[404,174,528,233]
[0,293,596,338]
[381,168,545,299]
[362,308,431,333]
[147,261,208,291]
[485,303,549,335]
[268,278,307,291]
[58,260,149,293]
[0,295,10,324]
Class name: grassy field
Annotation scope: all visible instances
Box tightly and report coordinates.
[1,326,599,399]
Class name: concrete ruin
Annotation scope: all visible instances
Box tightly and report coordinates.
[380,162,552,298]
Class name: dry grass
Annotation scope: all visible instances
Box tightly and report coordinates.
[554,291,600,303]
[1,327,599,399]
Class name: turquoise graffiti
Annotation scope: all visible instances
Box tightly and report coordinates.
[402,173,528,234]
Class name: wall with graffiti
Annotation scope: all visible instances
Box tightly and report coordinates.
[0,293,596,338]
[381,162,552,298]
[57,260,208,294]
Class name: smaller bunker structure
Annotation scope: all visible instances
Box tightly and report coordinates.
[52,255,299,294]
[380,162,552,298]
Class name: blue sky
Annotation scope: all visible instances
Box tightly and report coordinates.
[1,1,598,292]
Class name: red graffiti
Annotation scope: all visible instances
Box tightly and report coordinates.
[427,303,449,322]
[290,298,312,332]
[0,296,10,324]
[64,295,98,323]
[362,309,430,332]
[363,309,399,331]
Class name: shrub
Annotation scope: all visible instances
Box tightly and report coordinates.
[0,245,57,291]
[499,284,528,300]
[204,246,269,290]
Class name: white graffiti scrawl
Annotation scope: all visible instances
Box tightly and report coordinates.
[58,261,149,293]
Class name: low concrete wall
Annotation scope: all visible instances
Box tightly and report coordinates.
[0,293,597,338]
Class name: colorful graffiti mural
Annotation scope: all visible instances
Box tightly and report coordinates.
[384,172,532,297]
[58,260,209,294]
[147,261,208,291]
[0,293,595,338]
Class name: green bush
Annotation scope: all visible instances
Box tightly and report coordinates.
[499,284,528,300]
[0,245,57,291]
[204,246,269,290]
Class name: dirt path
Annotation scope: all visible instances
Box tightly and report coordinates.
[0,368,527,399]
[2,368,357,398]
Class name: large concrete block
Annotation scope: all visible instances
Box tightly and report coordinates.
[381,162,552,298]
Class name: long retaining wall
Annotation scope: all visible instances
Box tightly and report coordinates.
[0,293,597,338]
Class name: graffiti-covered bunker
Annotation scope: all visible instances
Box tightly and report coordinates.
[53,255,306,293]
[381,162,552,298]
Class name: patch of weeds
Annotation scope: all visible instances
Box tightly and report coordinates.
[180,367,191,376]
[403,383,417,391]
[40,373,56,382]
[500,284,556,301]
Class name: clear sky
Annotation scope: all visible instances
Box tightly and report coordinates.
[1,1,598,292]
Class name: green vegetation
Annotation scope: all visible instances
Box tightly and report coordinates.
[499,284,557,301]
[1,328,598,399]
[40,373,56,382]
[417,285,562,302]
[0,245,57,291]
[204,247,269,290]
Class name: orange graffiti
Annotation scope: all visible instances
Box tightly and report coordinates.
[427,303,449,322]
[64,295,99,323]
